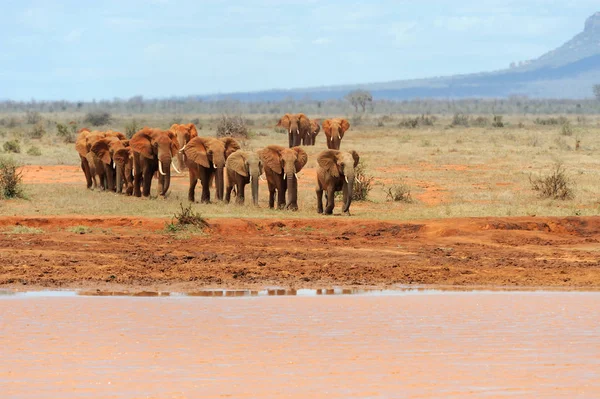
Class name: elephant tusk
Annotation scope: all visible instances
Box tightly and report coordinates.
[283,173,287,180]
[331,136,334,142]
[338,134,341,140]
[294,173,299,180]
[158,162,166,176]
[249,175,252,183]
[112,161,115,168]
[260,175,265,181]
[345,175,349,184]
[172,162,181,174]
[179,144,186,153]
[297,129,300,135]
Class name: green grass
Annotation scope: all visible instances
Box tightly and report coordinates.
[3,225,43,234]
[68,225,93,234]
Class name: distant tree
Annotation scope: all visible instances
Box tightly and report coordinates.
[593,85,600,101]
[345,90,373,113]
[84,111,112,126]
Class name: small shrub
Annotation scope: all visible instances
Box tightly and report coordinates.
[450,113,469,127]
[28,122,46,139]
[492,115,504,128]
[384,183,413,203]
[3,226,43,234]
[84,111,112,126]
[191,118,202,129]
[376,119,385,127]
[560,121,574,136]
[471,116,489,127]
[25,110,42,125]
[352,161,374,201]
[398,114,436,129]
[55,122,75,143]
[527,134,542,147]
[554,136,572,151]
[5,117,20,128]
[27,146,42,156]
[216,114,248,138]
[529,163,574,200]
[534,116,568,126]
[125,119,140,139]
[0,157,25,199]
[168,202,209,231]
[68,226,92,234]
[3,140,21,154]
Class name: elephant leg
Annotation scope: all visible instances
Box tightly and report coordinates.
[142,165,153,197]
[277,188,286,210]
[80,157,93,189]
[267,180,276,209]
[236,181,246,205]
[157,174,164,198]
[200,176,211,204]
[115,166,123,194]
[188,173,197,202]
[288,132,293,149]
[225,182,233,203]
[325,187,335,215]
[316,188,324,214]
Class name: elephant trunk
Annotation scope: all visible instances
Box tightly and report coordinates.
[215,166,225,201]
[342,172,355,213]
[160,159,171,196]
[285,169,298,211]
[115,163,123,194]
[250,172,259,206]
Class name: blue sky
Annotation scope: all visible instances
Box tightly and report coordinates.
[0,0,597,100]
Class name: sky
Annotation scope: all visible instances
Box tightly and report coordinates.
[0,0,598,101]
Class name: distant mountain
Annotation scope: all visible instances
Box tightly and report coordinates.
[199,13,600,101]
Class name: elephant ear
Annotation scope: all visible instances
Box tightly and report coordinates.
[75,136,88,157]
[292,146,308,173]
[130,130,153,159]
[91,138,112,165]
[340,119,350,134]
[277,114,291,129]
[220,137,241,159]
[183,137,210,168]
[350,150,360,168]
[298,114,311,132]
[187,123,198,138]
[120,139,130,147]
[167,131,179,156]
[317,150,340,178]
[113,148,130,166]
[259,145,284,174]
[225,151,248,177]
[322,119,332,136]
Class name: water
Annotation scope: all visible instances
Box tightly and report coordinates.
[1,291,599,398]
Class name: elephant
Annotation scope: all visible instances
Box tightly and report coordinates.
[308,119,320,146]
[277,113,311,147]
[224,150,263,206]
[169,123,198,171]
[130,127,180,197]
[258,145,308,211]
[91,137,132,194]
[322,118,350,150]
[316,149,360,215]
[75,128,97,189]
[77,129,125,190]
[182,136,240,203]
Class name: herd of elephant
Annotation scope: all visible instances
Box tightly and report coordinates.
[75,114,358,214]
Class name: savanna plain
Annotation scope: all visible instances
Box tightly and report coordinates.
[2,112,600,293]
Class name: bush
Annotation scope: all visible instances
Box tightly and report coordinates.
[166,203,209,232]
[398,114,436,129]
[56,122,75,143]
[28,122,46,139]
[84,111,112,126]
[533,116,568,126]
[471,116,490,127]
[384,183,413,203]
[529,163,574,200]
[191,118,202,129]
[352,161,374,201]
[3,140,21,153]
[560,121,574,136]
[492,115,504,128]
[25,110,42,125]
[27,146,42,156]
[450,113,469,127]
[216,114,248,138]
[0,157,25,199]
[125,119,140,139]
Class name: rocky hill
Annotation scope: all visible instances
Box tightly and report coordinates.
[200,13,600,101]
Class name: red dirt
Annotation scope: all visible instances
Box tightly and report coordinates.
[2,215,600,292]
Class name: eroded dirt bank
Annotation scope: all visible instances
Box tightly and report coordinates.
[1,216,600,292]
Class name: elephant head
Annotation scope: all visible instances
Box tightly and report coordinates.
[309,119,320,145]
[277,113,311,147]
[130,127,180,196]
[91,137,131,193]
[169,123,198,170]
[322,118,350,150]
[112,144,134,195]
[225,150,264,206]
[182,136,240,201]
[318,149,360,213]
[259,145,308,210]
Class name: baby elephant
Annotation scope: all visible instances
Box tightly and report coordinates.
[225,150,263,205]
[316,149,360,215]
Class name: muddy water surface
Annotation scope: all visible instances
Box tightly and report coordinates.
[1,292,599,398]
